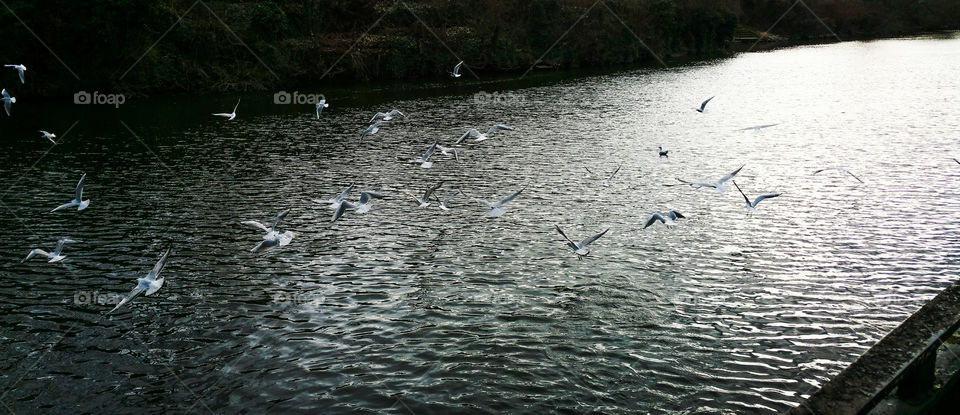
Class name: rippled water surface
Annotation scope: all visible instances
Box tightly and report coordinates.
[2,36,960,414]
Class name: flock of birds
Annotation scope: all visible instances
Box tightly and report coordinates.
[13,60,956,315]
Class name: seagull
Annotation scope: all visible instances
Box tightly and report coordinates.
[555,225,609,260]
[107,247,171,314]
[434,191,461,211]
[643,211,685,229]
[331,191,384,222]
[40,130,56,144]
[1,88,15,116]
[242,209,294,252]
[732,181,780,212]
[739,123,780,132]
[450,61,463,78]
[437,144,460,162]
[315,184,354,209]
[471,186,526,217]
[412,141,438,168]
[813,167,864,183]
[695,96,714,113]
[672,165,744,193]
[658,146,669,158]
[22,238,78,263]
[360,122,383,141]
[370,109,405,123]
[5,64,25,84]
[212,98,240,120]
[456,124,514,144]
[584,163,622,187]
[403,181,443,208]
[51,173,90,212]
[315,99,329,119]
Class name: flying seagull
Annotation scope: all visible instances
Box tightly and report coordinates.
[738,123,780,132]
[370,109,405,123]
[403,181,443,208]
[695,96,714,113]
[584,163,622,187]
[40,130,56,144]
[412,141,438,168]
[644,211,685,229]
[658,146,669,158]
[1,88,15,116]
[672,165,744,193]
[316,99,329,119]
[315,184,354,209]
[212,98,240,120]
[437,144,460,162]
[51,173,90,212]
[556,225,609,260]
[107,247,171,314]
[456,124,514,144]
[5,64,25,84]
[733,181,780,212]
[242,210,294,252]
[22,238,78,263]
[332,191,384,222]
[360,122,383,141]
[450,61,464,78]
[813,167,864,183]
[472,186,526,217]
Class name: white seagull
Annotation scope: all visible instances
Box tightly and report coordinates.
[643,211,685,229]
[332,191,384,222]
[437,144,460,162]
[315,184,354,209]
[456,124,514,144]
[212,98,240,120]
[672,165,744,193]
[403,181,443,208]
[584,163,622,187]
[316,99,329,119]
[22,238,78,263]
[472,186,526,217]
[242,209,295,252]
[107,247,171,314]
[2,88,15,116]
[370,109,405,123]
[556,225,609,260]
[51,173,90,212]
[732,181,780,212]
[412,141,438,168]
[360,122,383,141]
[658,146,669,158]
[813,167,863,183]
[5,64,25,84]
[695,96,714,113]
[450,61,464,78]
[40,130,57,144]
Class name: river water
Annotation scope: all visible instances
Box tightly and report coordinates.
[1,34,959,414]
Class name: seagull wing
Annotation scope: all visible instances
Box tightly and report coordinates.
[17,68,24,84]
[108,286,145,314]
[370,112,386,123]
[608,163,622,180]
[457,129,479,144]
[845,170,864,183]
[271,209,290,231]
[492,186,525,208]
[22,249,50,262]
[241,220,270,232]
[644,214,665,229]
[453,61,463,74]
[147,247,172,283]
[422,141,438,161]
[423,181,444,201]
[751,193,780,207]
[580,228,609,247]
[700,96,715,111]
[232,98,241,113]
[717,165,744,185]
[555,225,578,248]
[332,201,351,222]
[584,167,597,177]
[732,181,752,206]
[74,173,86,201]
[487,124,514,134]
